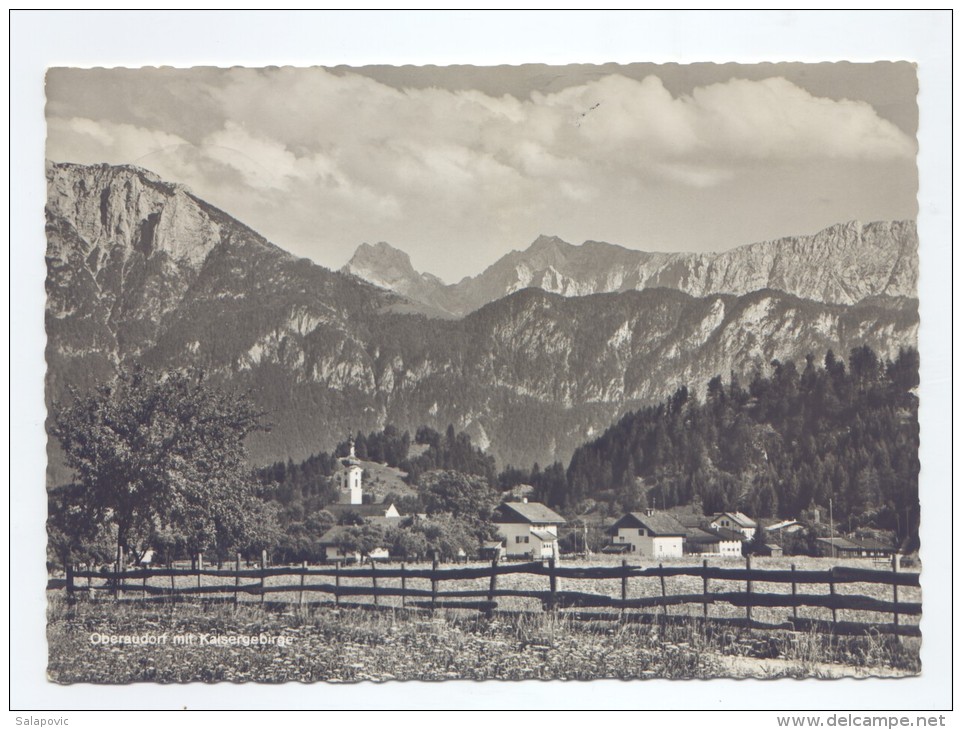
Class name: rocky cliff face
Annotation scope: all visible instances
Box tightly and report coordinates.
[341,242,456,318]
[345,222,918,317]
[46,162,919,481]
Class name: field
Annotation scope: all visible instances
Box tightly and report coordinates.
[48,556,920,683]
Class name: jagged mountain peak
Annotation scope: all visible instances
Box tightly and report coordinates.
[348,220,918,317]
[343,241,444,287]
[527,234,573,251]
[346,241,418,277]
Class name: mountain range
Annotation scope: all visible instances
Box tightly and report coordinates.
[45,162,919,483]
[343,222,918,317]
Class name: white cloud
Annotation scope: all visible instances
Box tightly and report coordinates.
[46,117,189,166]
[45,68,918,280]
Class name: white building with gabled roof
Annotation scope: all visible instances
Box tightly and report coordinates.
[493,500,566,560]
[709,511,757,540]
[606,510,686,558]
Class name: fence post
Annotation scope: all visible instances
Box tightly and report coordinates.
[659,562,668,619]
[66,564,75,603]
[620,559,628,619]
[486,556,498,617]
[197,552,203,591]
[115,546,124,600]
[702,559,709,620]
[234,553,241,607]
[829,569,837,627]
[745,555,752,626]
[548,557,557,612]
[260,549,267,605]
[791,563,798,620]
[335,562,341,607]
[299,560,307,608]
[169,569,175,600]
[892,554,900,628]
[142,568,147,600]
[371,560,378,607]
[431,554,439,611]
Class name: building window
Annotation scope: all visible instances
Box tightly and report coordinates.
[638,529,645,536]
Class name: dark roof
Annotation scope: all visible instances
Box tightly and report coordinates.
[325,503,399,518]
[494,501,566,525]
[318,525,351,545]
[816,536,862,550]
[611,512,686,537]
[712,527,749,543]
[684,526,746,544]
[850,536,895,551]
[675,514,708,529]
[684,528,722,544]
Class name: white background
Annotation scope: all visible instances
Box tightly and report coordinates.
[8,9,953,714]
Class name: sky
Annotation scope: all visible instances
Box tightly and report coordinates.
[45,62,918,284]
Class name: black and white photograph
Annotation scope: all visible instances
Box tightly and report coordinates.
[10,9,952,714]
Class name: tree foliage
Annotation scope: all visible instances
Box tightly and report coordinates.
[400,425,497,485]
[50,365,270,565]
[419,470,498,521]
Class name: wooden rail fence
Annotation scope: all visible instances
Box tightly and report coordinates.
[50,556,920,637]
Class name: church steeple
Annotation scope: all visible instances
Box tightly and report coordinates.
[337,434,363,504]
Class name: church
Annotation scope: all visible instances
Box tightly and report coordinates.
[335,438,364,505]
[319,439,402,562]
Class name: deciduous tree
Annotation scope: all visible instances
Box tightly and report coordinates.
[51,365,270,566]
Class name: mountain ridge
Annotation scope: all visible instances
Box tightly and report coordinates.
[343,219,918,317]
[46,162,919,483]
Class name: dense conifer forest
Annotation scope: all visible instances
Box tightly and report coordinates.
[550,346,918,547]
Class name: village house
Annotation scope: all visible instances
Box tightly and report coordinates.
[762,518,804,536]
[673,513,744,558]
[492,499,566,560]
[605,510,685,558]
[815,536,896,559]
[682,526,745,558]
[709,511,757,540]
[317,524,391,563]
[754,541,784,558]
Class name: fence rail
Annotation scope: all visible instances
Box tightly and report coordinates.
[50,555,920,638]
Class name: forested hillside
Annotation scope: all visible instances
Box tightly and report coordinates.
[549,346,919,546]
